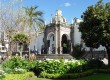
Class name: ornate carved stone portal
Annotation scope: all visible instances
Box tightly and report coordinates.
[44,9,72,54]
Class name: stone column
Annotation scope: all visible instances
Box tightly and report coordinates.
[48,47,50,54]
[70,40,72,53]
[71,43,73,54]
[59,27,62,54]
[60,47,62,54]
[55,26,58,54]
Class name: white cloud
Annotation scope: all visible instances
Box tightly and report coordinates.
[64,2,71,7]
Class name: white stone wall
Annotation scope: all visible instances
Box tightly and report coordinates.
[73,19,82,45]
[74,24,81,45]
[30,32,44,52]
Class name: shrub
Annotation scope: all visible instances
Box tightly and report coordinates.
[28,60,39,75]
[65,60,88,73]
[86,59,104,69]
[3,67,27,74]
[2,58,88,75]
[3,68,13,74]
[2,57,29,72]
[0,70,6,79]
[36,59,66,74]
[28,60,37,70]
[72,44,85,59]
[30,59,87,75]
[39,69,95,79]
[97,69,110,74]
[13,68,27,74]
[40,72,60,79]
[4,72,34,80]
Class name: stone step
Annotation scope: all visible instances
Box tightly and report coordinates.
[36,54,73,60]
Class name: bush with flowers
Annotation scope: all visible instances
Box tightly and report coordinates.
[13,68,27,74]
[29,59,88,75]
[2,56,29,73]
[2,56,104,76]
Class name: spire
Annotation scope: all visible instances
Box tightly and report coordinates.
[55,9,62,16]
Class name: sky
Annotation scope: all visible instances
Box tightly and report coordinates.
[1,0,110,24]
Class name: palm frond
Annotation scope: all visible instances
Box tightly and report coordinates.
[23,6,44,32]
[34,18,44,24]
[36,22,45,31]
[34,11,43,16]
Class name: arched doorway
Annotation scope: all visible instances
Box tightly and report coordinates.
[47,32,55,54]
[62,34,69,54]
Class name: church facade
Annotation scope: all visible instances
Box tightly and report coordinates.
[30,9,105,54]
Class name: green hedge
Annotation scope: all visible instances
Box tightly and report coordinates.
[39,69,95,79]
[4,72,34,80]
[39,69,110,79]
[97,69,110,73]
[86,59,104,69]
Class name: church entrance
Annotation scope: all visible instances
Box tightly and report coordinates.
[62,34,69,54]
[47,32,55,54]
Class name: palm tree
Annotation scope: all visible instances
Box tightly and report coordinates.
[24,6,44,31]
[23,6,44,58]
[13,33,29,57]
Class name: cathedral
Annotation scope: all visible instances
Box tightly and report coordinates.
[30,9,105,54]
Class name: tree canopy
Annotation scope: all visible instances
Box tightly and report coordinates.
[79,0,110,48]
[13,33,29,45]
[79,0,110,65]
[13,33,29,57]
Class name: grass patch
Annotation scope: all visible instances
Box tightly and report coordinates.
[79,73,110,80]
[32,73,110,80]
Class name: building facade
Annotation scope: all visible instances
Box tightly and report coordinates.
[30,9,105,54]
[0,9,105,55]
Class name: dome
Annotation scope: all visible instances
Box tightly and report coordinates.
[51,9,66,24]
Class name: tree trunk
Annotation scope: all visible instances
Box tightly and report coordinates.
[106,46,110,66]
[20,45,23,57]
[29,45,30,60]
[8,42,12,57]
